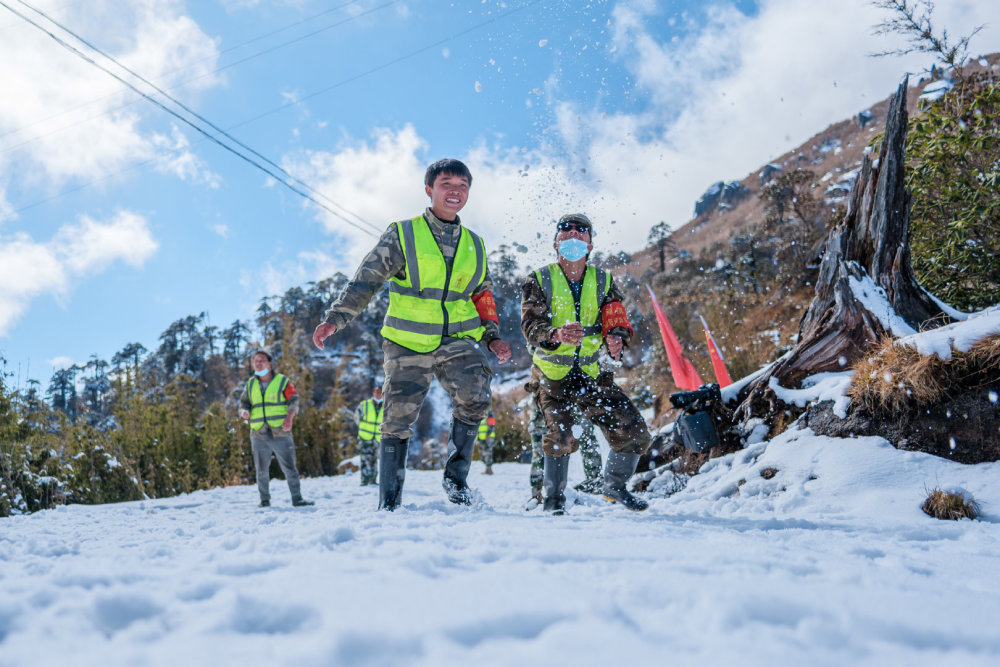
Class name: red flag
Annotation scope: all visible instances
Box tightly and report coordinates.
[699,314,733,387]
[646,285,703,391]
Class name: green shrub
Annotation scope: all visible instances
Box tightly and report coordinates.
[907,74,1000,310]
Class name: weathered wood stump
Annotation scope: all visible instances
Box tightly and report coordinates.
[733,76,948,430]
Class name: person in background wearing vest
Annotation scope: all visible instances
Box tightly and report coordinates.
[312,159,512,511]
[238,349,314,508]
[477,409,497,474]
[521,213,651,514]
[355,384,384,486]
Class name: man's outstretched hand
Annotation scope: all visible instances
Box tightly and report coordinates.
[489,340,512,364]
[312,322,338,349]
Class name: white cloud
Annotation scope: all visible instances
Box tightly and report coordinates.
[47,356,75,370]
[486,0,1000,259]
[282,124,429,268]
[0,181,14,224]
[0,0,222,188]
[0,211,158,336]
[150,126,220,186]
[239,247,343,302]
[213,223,230,239]
[279,0,1000,276]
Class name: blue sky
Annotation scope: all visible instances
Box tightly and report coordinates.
[0,0,997,388]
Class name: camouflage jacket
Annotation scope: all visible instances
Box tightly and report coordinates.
[322,208,500,344]
[521,263,633,352]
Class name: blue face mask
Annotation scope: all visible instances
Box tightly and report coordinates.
[557,238,590,262]
[254,368,270,377]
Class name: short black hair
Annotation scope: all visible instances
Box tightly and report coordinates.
[424,158,473,188]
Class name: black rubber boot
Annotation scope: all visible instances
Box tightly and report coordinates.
[573,477,605,495]
[442,418,478,505]
[542,454,570,515]
[378,436,409,511]
[602,451,648,511]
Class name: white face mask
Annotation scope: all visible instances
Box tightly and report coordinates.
[557,238,589,261]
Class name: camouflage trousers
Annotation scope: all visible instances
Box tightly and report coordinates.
[358,436,378,485]
[381,337,493,440]
[477,437,496,467]
[534,366,650,457]
[529,399,602,493]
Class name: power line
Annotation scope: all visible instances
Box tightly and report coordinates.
[13,0,380,234]
[1,0,381,237]
[217,0,370,57]
[230,0,547,131]
[0,0,398,146]
[4,0,545,215]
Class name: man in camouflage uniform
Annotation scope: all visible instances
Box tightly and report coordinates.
[521,213,651,514]
[354,384,384,485]
[525,395,602,508]
[238,349,314,508]
[313,159,512,511]
[477,409,497,474]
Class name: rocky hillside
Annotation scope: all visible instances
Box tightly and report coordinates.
[634,53,1000,268]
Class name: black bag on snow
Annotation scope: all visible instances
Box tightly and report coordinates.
[669,383,722,453]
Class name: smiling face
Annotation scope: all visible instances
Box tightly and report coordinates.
[251,352,272,375]
[425,172,470,221]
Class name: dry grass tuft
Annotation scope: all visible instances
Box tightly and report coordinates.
[922,488,980,520]
[958,334,1000,382]
[760,467,778,480]
[849,335,1000,416]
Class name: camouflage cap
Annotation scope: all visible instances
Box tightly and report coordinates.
[555,213,594,238]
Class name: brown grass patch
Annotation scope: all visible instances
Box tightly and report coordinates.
[955,334,1000,385]
[849,335,1000,416]
[760,467,778,480]
[922,488,980,520]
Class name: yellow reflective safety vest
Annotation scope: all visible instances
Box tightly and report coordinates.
[357,398,383,442]
[477,414,495,441]
[381,215,487,353]
[247,373,291,431]
[531,263,611,381]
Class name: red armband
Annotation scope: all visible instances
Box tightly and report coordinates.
[601,301,633,338]
[472,290,499,324]
[283,383,298,400]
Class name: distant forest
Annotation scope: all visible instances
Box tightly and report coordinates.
[0,244,647,516]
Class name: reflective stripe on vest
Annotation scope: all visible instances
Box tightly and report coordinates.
[247,374,290,431]
[381,215,487,352]
[358,399,383,441]
[531,264,611,380]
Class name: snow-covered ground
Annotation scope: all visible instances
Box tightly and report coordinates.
[3,428,1000,667]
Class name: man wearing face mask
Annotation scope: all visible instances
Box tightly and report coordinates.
[239,349,314,508]
[521,214,651,514]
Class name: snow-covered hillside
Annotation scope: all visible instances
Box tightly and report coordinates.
[3,428,1000,666]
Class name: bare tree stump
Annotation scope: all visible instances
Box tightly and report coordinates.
[734,76,947,427]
